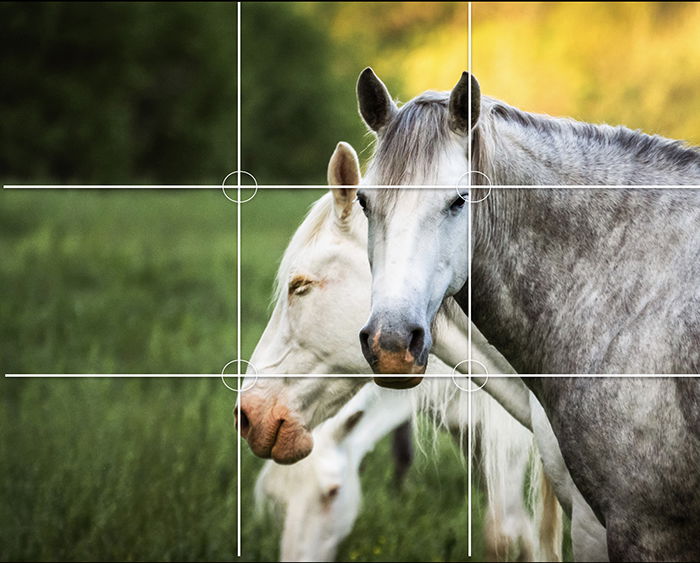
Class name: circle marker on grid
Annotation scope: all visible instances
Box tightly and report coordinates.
[222,171,258,203]
[456,171,492,203]
[221,359,258,392]
[452,359,489,392]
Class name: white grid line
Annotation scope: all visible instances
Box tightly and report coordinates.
[467,1,473,556]
[6,373,698,378]
[7,184,700,190]
[236,2,242,557]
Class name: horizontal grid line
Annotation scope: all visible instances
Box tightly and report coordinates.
[5,373,699,378]
[5,184,700,190]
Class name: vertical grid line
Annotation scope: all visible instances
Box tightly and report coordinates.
[467,1,473,558]
[236,2,242,558]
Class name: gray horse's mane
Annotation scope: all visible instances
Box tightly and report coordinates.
[368,90,700,186]
[479,98,700,176]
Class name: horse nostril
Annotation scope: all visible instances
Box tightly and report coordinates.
[359,327,373,359]
[235,407,251,438]
[407,326,425,360]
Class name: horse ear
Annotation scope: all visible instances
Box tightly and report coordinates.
[328,141,360,221]
[333,410,364,442]
[357,67,396,132]
[448,72,481,135]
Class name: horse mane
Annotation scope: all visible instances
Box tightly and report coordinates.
[366,91,451,186]
[475,97,700,179]
[366,89,700,187]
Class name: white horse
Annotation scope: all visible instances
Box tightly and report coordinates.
[242,143,563,561]
[255,384,412,562]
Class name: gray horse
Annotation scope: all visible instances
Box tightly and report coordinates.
[356,67,700,561]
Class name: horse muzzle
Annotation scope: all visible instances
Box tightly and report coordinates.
[359,316,430,384]
[235,393,313,464]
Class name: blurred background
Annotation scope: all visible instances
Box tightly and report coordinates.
[2,1,699,561]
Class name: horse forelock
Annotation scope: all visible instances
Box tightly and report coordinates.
[365,91,497,210]
[367,91,452,190]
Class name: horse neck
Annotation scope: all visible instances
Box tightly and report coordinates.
[470,105,700,374]
[339,386,412,461]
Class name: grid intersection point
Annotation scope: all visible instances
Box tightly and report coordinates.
[456,170,493,203]
[221,359,258,392]
[222,170,258,203]
[452,359,489,392]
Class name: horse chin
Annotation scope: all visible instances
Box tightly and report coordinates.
[270,424,314,465]
[242,400,314,464]
[373,376,424,389]
[371,351,427,389]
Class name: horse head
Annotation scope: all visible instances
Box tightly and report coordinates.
[236,142,369,463]
[356,68,479,387]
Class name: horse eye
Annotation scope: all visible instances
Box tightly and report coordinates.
[288,276,314,296]
[322,485,340,504]
[356,193,369,215]
[450,194,467,213]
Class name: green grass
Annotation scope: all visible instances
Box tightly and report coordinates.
[0,189,566,561]
[0,190,236,374]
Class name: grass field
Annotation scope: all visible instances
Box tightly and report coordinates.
[1,188,511,561]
